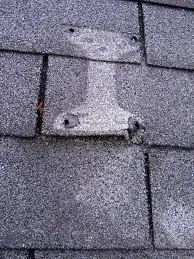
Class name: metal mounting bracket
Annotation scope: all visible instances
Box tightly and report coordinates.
[54,26,144,139]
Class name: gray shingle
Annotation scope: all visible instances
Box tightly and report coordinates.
[147,250,194,259]
[0,250,28,259]
[0,0,140,63]
[0,52,41,136]
[43,57,194,147]
[150,150,194,248]
[34,250,194,259]
[35,250,148,259]
[43,56,87,135]
[0,137,150,248]
[116,65,194,147]
[143,5,194,69]
[143,0,194,8]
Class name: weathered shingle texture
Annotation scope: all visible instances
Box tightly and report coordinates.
[34,250,194,259]
[0,0,140,62]
[0,250,28,259]
[150,150,194,248]
[0,137,150,248]
[0,0,193,257]
[143,4,194,69]
[143,0,194,8]
[0,52,41,136]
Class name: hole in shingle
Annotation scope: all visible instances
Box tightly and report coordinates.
[69,28,75,33]
[131,36,138,42]
[64,119,70,125]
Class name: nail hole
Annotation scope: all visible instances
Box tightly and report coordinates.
[131,36,138,42]
[134,121,140,130]
[69,28,75,33]
[64,119,70,125]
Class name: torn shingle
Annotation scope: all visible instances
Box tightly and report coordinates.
[0,137,150,248]
[143,5,194,69]
[43,57,193,147]
[150,150,194,248]
[0,0,140,63]
[0,52,41,136]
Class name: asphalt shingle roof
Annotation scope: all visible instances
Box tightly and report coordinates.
[0,0,193,258]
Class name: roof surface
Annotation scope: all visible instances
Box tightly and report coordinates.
[0,0,193,258]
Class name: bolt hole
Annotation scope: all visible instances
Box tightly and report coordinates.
[69,28,75,33]
[131,36,138,42]
[64,119,70,125]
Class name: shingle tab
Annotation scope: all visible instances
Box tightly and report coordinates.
[143,0,194,9]
[143,5,194,69]
[150,150,194,248]
[43,57,194,147]
[0,250,28,259]
[0,0,140,63]
[0,52,41,136]
[0,137,150,248]
[116,65,194,147]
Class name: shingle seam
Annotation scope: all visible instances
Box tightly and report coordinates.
[28,249,35,259]
[0,135,194,151]
[1,248,194,252]
[1,47,194,72]
[147,63,194,73]
[0,49,43,56]
[152,248,194,251]
[0,248,28,251]
[144,152,155,248]
[137,2,147,64]
[36,55,48,135]
[0,48,141,65]
[140,1,194,11]
[32,248,151,252]
[0,134,37,140]
[146,144,194,152]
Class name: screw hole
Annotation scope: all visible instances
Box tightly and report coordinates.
[64,119,70,125]
[69,28,75,33]
[131,36,138,42]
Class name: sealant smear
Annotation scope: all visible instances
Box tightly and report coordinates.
[144,152,155,247]
[28,248,35,259]
[137,2,147,63]
[36,55,48,135]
